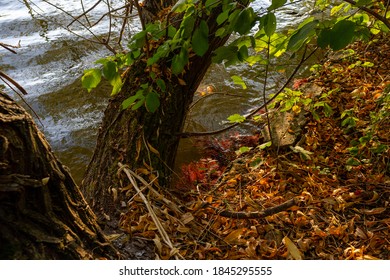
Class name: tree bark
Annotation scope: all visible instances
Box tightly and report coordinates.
[81,1,237,225]
[0,91,120,259]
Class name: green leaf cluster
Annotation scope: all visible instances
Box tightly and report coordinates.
[121,83,161,113]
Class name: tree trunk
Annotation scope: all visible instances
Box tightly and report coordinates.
[0,91,120,259]
[81,1,236,224]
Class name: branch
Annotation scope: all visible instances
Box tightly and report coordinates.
[218,197,298,219]
[179,46,318,138]
[343,0,390,29]
[0,42,20,54]
[0,71,28,95]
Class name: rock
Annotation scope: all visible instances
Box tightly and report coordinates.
[261,82,322,147]
[262,110,306,147]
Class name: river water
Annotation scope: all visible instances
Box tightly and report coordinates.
[0,0,314,183]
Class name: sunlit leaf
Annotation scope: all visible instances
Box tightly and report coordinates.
[231,75,247,89]
[236,146,251,156]
[82,68,101,92]
[227,113,246,123]
[109,73,123,95]
[258,141,272,150]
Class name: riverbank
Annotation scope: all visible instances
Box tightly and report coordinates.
[119,33,389,260]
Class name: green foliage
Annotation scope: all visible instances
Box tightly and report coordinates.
[269,88,312,113]
[145,91,160,113]
[82,0,390,117]
[82,68,101,93]
[227,114,246,123]
[231,75,247,89]
[192,20,209,56]
[318,20,356,50]
[287,18,319,52]
[268,0,287,11]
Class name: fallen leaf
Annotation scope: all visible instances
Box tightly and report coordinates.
[181,212,194,224]
[283,236,303,260]
[223,228,246,244]
[361,208,386,215]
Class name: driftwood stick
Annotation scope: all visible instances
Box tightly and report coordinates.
[218,198,298,219]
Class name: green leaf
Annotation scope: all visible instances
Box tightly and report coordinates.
[356,0,372,6]
[238,45,249,61]
[236,146,251,155]
[329,20,356,50]
[258,141,272,150]
[192,20,209,56]
[227,114,246,123]
[231,75,247,89]
[180,8,196,39]
[171,47,189,75]
[346,157,361,166]
[212,45,239,65]
[82,68,101,92]
[122,92,142,110]
[109,74,123,95]
[145,91,160,113]
[268,0,287,11]
[205,0,220,11]
[317,28,332,48]
[371,144,388,154]
[171,0,199,13]
[156,79,166,92]
[132,97,145,111]
[129,30,147,49]
[323,103,334,117]
[331,3,347,16]
[263,13,277,37]
[347,146,359,156]
[102,61,118,81]
[217,9,230,25]
[234,7,256,35]
[287,19,318,52]
[215,27,227,37]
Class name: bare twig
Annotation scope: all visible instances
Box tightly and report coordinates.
[0,71,44,127]
[0,42,20,54]
[0,71,28,96]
